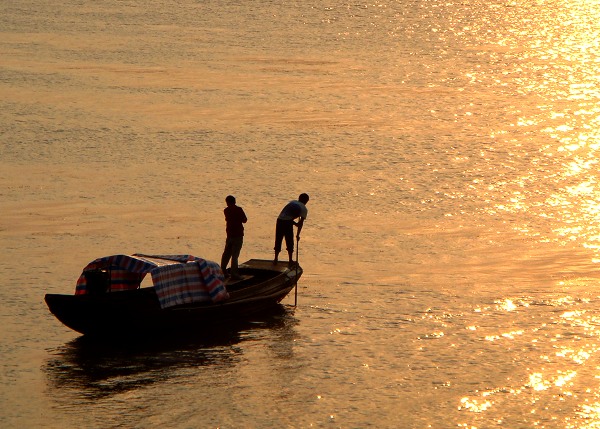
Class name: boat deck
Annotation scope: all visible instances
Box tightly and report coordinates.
[240,259,298,272]
[224,274,253,286]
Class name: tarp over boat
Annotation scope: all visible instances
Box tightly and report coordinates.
[75,254,228,308]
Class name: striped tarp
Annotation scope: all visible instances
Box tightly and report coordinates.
[151,259,229,308]
[74,254,228,308]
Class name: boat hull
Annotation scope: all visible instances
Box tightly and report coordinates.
[45,259,301,336]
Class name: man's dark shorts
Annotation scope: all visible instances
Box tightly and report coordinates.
[275,219,295,252]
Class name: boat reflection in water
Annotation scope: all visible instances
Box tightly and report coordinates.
[44,305,297,401]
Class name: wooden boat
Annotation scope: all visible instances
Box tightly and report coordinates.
[45,254,301,337]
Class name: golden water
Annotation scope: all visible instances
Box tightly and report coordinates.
[2,0,600,427]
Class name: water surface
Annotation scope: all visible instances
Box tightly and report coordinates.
[2,0,600,427]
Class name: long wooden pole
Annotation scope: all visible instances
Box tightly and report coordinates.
[294,239,299,307]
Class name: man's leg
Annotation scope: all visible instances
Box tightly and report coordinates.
[221,239,232,275]
[230,237,243,278]
[274,220,285,263]
[284,224,294,263]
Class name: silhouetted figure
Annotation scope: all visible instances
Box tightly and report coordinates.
[221,195,247,279]
[274,193,309,265]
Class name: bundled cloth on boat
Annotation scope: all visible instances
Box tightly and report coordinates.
[74,254,228,308]
[151,259,228,308]
[75,254,156,294]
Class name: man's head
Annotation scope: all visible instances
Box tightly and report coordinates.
[299,193,309,204]
[226,195,236,206]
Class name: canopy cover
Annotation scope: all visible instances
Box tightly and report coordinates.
[75,254,228,308]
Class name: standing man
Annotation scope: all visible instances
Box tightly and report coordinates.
[221,195,248,280]
[274,193,309,265]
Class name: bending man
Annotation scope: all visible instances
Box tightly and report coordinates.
[274,193,309,265]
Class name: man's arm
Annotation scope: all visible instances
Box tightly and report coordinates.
[296,217,305,240]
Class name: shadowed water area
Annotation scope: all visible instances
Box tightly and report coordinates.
[2,0,600,427]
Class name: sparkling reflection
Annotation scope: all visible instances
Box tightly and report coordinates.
[458,292,600,428]
[471,0,600,267]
